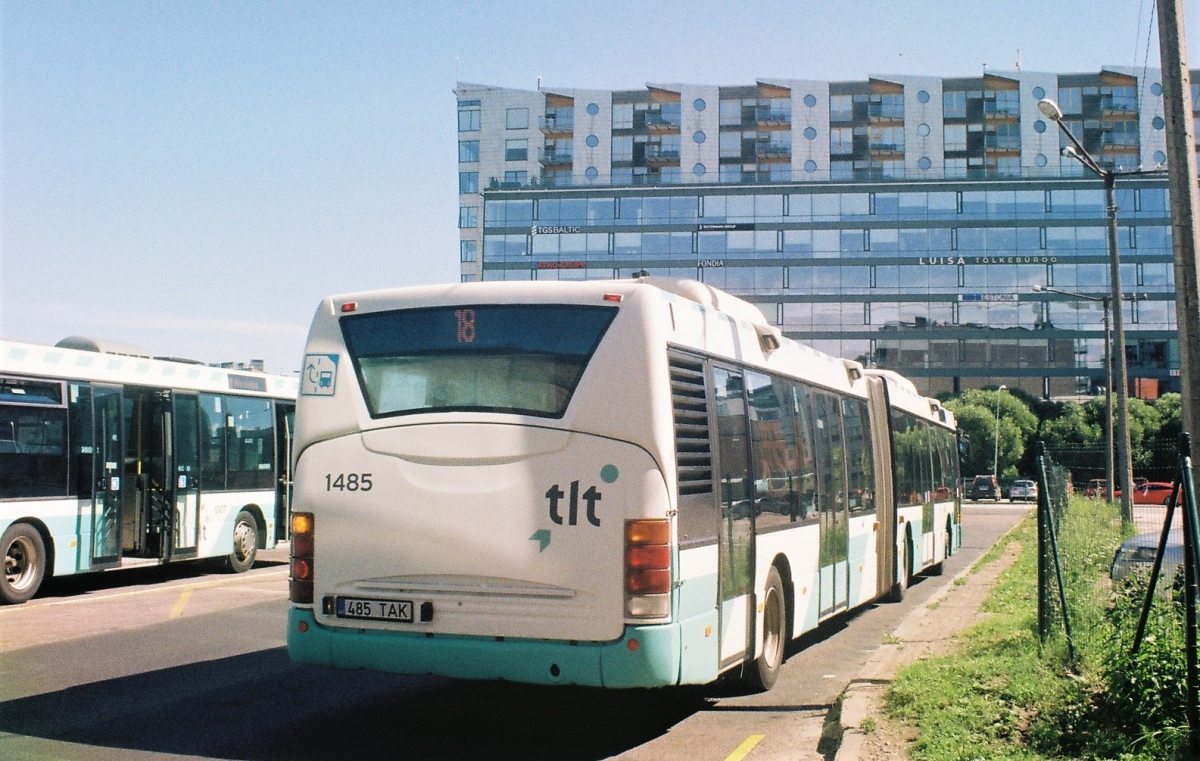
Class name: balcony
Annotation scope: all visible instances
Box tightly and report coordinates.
[642,112,682,131]
[984,102,1021,118]
[643,145,681,164]
[539,148,574,166]
[867,104,903,122]
[539,115,574,135]
[756,108,792,126]
[867,141,904,155]
[984,135,1021,151]
[487,176,536,190]
[756,143,793,158]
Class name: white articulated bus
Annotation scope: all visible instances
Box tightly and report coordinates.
[0,338,297,604]
[287,278,960,690]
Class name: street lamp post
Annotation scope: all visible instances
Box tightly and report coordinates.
[1038,97,1136,523]
[1033,285,1114,501]
[994,384,1007,478]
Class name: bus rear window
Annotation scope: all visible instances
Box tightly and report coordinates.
[341,305,618,419]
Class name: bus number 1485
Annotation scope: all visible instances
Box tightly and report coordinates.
[325,473,373,492]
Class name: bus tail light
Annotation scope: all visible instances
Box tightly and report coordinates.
[290,512,314,604]
[625,519,670,618]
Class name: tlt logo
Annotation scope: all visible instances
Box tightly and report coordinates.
[545,481,601,527]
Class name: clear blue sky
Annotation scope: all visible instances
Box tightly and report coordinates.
[2,0,1195,374]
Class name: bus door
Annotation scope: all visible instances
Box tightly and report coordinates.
[90,385,123,567]
[121,388,172,559]
[712,366,755,670]
[274,402,294,542]
[812,391,849,616]
[169,392,201,559]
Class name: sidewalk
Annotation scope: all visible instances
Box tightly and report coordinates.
[832,536,1024,760]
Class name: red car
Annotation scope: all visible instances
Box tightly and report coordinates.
[1115,481,1176,505]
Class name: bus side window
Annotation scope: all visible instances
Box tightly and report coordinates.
[69,383,94,498]
[745,371,790,530]
[225,396,274,490]
[810,391,846,515]
[0,403,69,499]
[199,394,227,491]
[790,383,818,520]
[842,397,875,517]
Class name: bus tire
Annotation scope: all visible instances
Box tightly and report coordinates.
[1,523,47,604]
[744,566,787,692]
[887,534,911,603]
[221,510,258,574]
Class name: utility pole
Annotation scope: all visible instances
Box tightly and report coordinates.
[1158,0,1200,446]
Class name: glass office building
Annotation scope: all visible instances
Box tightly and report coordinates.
[457,70,1187,399]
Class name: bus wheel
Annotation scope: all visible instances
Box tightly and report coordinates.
[745,566,787,692]
[221,510,258,574]
[1,523,47,604]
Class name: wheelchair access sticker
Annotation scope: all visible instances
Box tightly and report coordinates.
[301,354,338,396]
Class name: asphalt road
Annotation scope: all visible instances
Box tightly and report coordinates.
[0,503,1028,761]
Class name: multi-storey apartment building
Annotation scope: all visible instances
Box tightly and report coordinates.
[456,69,1186,398]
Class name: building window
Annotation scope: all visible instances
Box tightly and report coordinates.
[611,135,633,162]
[505,139,528,161]
[612,104,633,130]
[944,158,967,178]
[458,140,480,163]
[830,127,853,155]
[943,91,966,119]
[830,95,852,122]
[943,124,967,152]
[458,206,478,229]
[458,102,480,132]
[503,170,528,186]
[506,107,529,130]
[458,171,478,194]
[1058,87,1082,114]
[460,240,477,262]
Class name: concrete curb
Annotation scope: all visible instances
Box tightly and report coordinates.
[832,526,1026,761]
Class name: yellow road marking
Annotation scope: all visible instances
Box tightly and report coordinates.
[724,734,765,761]
[168,588,194,618]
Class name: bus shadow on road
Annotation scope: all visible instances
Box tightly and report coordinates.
[33,557,287,601]
[0,647,711,760]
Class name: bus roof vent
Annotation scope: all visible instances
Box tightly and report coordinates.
[842,358,864,381]
[668,351,712,496]
[55,335,152,359]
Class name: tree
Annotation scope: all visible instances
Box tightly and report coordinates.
[1040,402,1099,448]
[1155,393,1183,444]
[945,388,1033,479]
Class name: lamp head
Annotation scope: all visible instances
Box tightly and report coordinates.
[1062,145,1079,160]
[1031,285,1044,292]
[1037,98,1064,121]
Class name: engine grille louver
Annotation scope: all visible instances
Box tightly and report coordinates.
[669,353,712,495]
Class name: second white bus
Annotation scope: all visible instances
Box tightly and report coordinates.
[0,338,297,604]
[287,278,960,690]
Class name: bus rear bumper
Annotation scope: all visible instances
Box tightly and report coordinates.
[287,607,684,688]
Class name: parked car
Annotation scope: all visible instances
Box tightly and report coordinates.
[970,475,1000,501]
[1111,529,1183,586]
[1009,479,1038,502]
[1085,479,1107,497]
[1114,481,1177,506]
